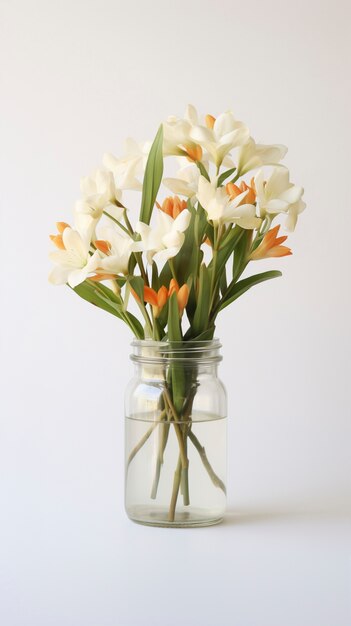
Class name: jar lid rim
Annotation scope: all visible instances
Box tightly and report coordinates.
[131,338,221,347]
[130,338,222,363]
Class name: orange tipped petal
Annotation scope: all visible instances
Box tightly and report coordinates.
[226,182,242,199]
[89,273,116,281]
[185,145,202,162]
[157,285,168,309]
[205,114,216,129]
[143,286,158,307]
[56,222,70,234]
[50,234,65,250]
[274,235,288,246]
[160,197,173,217]
[94,240,111,255]
[266,246,292,258]
[250,224,292,260]
[168,278,179,296]
[266,225,281,240]
[239,181,256,204]
[177,284,189,314]
[160,196,187,219]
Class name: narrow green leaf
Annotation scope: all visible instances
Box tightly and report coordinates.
[87,280,121,304]
[219,266,227,296]
[72,281,122,318]
[151,262,159,292]
[139,125,164,225]
[128,276,144,302]
[183,326,215,341]
[208,226,244,282]
[94,289,145,338]
[218,271,282,312]
[167,292,184,414]
[128,254,137,275]
[167,292,182,342]
[232,229,253,283]
[217,167,236,186]
[195,161,210,181]
[192,264,211,335]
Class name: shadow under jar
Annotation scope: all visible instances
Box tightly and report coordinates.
[124,339,227,528]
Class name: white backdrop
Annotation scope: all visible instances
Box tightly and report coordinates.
[1,0,350,625]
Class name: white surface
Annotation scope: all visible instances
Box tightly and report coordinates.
[1,0,351,624]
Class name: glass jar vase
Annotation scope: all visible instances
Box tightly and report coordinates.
[124,339,227,527]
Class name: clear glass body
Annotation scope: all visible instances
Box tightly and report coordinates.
[124,340,227,527]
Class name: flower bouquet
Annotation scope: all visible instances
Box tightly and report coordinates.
[49,105,305,527]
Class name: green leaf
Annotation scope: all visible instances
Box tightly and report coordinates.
[71,280,144,338]
[160,201,207,287]
[167,292,184,414]
[195,161,210,181]
[151,262,159,292]
[232,229,253,283]
[128,254,137,275]
[87,280,121,303]
[139,125,164,225]
[93,288,145,338]
[167,292,182,342]
[219,266,227,296]
[192,264,211,335]
[218,270,282,312]
[72,281,122,317]
[183,326,215,341]
[128,276,144,302]
[217,167,236,186]
[208,226,244,282]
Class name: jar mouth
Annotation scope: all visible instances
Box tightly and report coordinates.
[130,339,222,364]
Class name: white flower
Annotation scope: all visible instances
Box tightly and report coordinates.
[163,164,200,199]
[190,111,250,167]
[49,227,100,288]
[74,168,123,232]
[196,176,261,229]
[163,105,202,160]
[136,209,191,267]
[103,138,151,191]
[254,168,305,229]
[94,225,136,275]
[237,138,288,175]
[285,199,306,231]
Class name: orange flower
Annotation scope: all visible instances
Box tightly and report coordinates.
[158,196,187,219]
[143,285,169,318]
[131,280,189,318]
[226,180,256,205]
[168,279,189,316]
[49,222,70,249]
[249,225,292,261]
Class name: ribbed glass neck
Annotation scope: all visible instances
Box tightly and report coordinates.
[130,339,222,365]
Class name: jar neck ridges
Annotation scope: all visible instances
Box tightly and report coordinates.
[130,339,222,367]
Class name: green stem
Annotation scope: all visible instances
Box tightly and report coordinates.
[150,418,170,499]
[168,455,182,522]
[103,211,130,236]
[126,409,167,470]
[188,429,226,494]
[123,209,134,236]
[163,388,190,506]
[136,300,153,337]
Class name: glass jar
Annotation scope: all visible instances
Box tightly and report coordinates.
[124,339,227,527]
